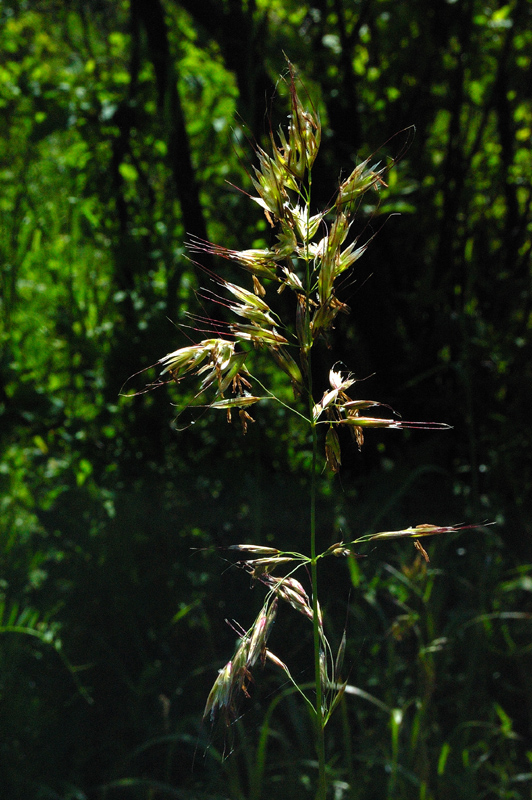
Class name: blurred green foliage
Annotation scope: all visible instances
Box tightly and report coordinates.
[1,0,531,798]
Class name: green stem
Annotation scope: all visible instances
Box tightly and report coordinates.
[310,420,327,800]
[302,170,327,800]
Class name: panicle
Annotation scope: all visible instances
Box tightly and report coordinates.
[148,60,480,743]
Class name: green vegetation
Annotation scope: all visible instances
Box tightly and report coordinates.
[1,2,531,799]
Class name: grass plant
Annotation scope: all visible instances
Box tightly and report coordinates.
[137,62,487,799]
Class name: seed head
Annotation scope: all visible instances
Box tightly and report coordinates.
[230,323,288,347]
[267,62,321,186]
[264,574,314,621]
[286,62,321,175]
[203,660,234,722]
[158,340,216,378]
[228,544,281,555]
[292,203,323,241]
[336,158,387,208]
[245,556,296,579]
[188,236,279,281]
[339,416,452,430]
[251,148,288,222]
[317,213,350,305]
[246,598,278,669]
[352,521,494,546]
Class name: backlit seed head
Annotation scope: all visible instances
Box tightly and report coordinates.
[292,203,323,241]
[264,574,314,620]
[336,159,387,208]
[203,660,234,721]
[159,339,226,378]
[209,395,261,410]
[229,544,281,554]
[251,149,289,222]
[245,556,296,578]
[264,649,288,671]
[286,63,321,174]
[329,368,356,392]
[268,62,321,185]
[230,323,288,347]
[188,237,279,280]
[352,522,493,545]
[323,541,348,557]
[246,599,278,669]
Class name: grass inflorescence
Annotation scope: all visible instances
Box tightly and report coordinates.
[137,61,489,800]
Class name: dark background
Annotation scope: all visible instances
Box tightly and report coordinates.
[1,1,531,798]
